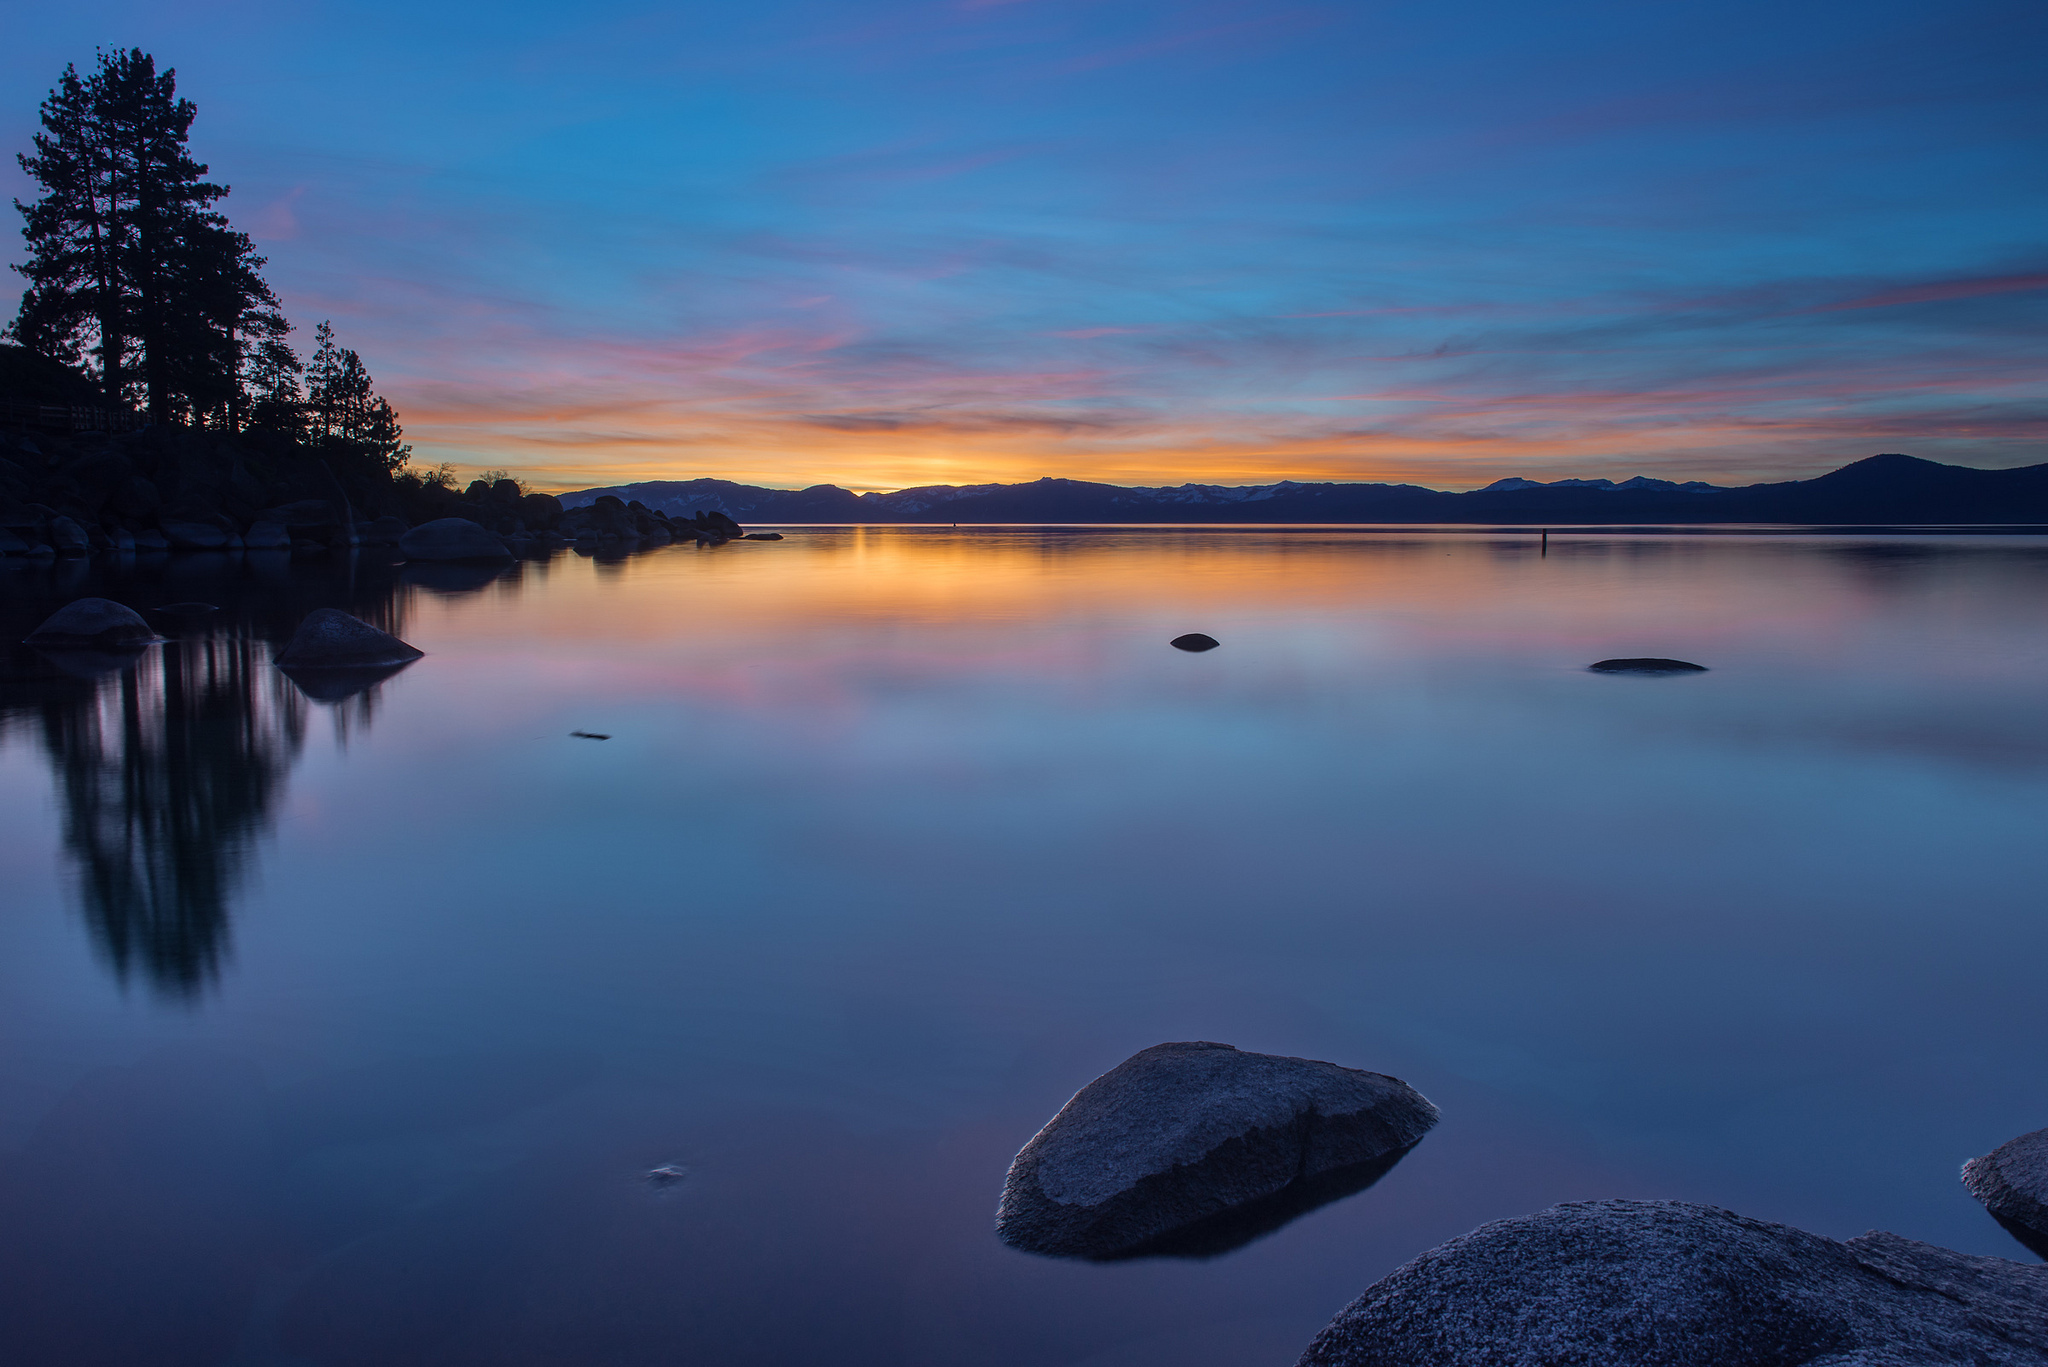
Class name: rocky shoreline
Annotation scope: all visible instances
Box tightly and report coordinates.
[0,423,774,561]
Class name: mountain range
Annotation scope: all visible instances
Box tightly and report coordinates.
[558,454,2048,525]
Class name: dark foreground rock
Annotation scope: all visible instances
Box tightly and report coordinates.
[399,517,513,562]
[997,1042,1437,1260]
[1965,1128,2048,1259]
[25,597,158,647]
[1171,633,1220,652]
[1589,657,1707,673]
[1297,1199,2048,1367]
[274,609,424,670]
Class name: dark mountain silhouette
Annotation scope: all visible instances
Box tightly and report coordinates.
[560,455,2048,526]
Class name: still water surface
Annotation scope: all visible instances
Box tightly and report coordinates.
[2,527,2046,1366]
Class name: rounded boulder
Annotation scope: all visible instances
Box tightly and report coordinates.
[1170,633,1220,652]
[274,609,424,669]
[1588,657,1706,674]
[25,598,159,648]
[399,518,513,563]
[997,1042,1437,1260]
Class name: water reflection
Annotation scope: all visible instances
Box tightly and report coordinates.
[0,552,419,998]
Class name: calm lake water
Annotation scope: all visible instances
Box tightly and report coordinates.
[3,526,2047,1367]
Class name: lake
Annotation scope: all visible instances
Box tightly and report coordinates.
[3,526,2046,1367]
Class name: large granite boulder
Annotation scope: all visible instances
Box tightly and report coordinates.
[243,520,290,550]
[1296,1200,2048,1366]
[161,519,232,550]
[1965,1127,2048,1259]
[400,517,512,562]
[274,609,424,669]
[48,515,90,554]
[997,1042,1438,1260]
[25,598,158,647]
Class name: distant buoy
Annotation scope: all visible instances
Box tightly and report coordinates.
[1171,633,1220,652]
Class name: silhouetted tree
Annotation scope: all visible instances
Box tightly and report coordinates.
[307,318,412,472]
[8,49,283,423]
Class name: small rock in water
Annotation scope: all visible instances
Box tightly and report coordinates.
[997,1041,1437,1261]
[645,1165,689,1188]
[275,608,425,669]
[742,532,784,540]
[1964,1126,2048,1259]
[570,730,610,740]
[25,598,158,647]
[1588,657,1707,674]
[1295,1199,2048,1366]
[1170,633,1220,652]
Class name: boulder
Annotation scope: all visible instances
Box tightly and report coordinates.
[243,521,290,550]
[366,515,409,544]
[1964,1127,2048,1259]
[25,598,158,647]
[48,515,90,554]
[274,609,424,669]
[133,529,170,552]
[997,1042,1437,1260]
[1297,1200,2048,1366]
[1589,657,1706,673]
[743,532,784,540]
[0,527,29,555]
[1170,633,1220,652]
[161,519,231,550]
[399,517,513,562]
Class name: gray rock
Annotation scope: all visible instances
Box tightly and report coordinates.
[274,609,424,669]
[0,527,28,555]
[1171,633,1220,652]
[133,529,169,551]
[1589,657,1707,673]
[25,598,158,647]
[399,517,513,562]
[366,515,409,544]
[161,519,231,550]
[997,1042,1438,1260]
[244,520,290,550]
[1296,1199,2048,1367]
[743,531,784,540]
[1965,1127,2048,1259]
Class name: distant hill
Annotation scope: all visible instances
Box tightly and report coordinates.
[558,455,2048,525]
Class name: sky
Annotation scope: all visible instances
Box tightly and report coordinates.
[3,0,2044,493]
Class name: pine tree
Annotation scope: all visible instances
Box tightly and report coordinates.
[305,318,411,472]
[8,49,283,422]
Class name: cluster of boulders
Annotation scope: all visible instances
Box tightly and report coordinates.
[0,424,778,560]
[22,597,425,703]
[999,1043,2048,1365]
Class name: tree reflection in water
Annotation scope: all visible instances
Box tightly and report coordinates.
[1,566,416,1000]
[39,638,305,996]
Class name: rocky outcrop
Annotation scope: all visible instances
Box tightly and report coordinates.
[398,517,512,562]
[273,609,423,669]
[1295,1200,2048,1367]
[997,1042,1437,1260]
[1965,1127,2048,1259]
[24,598,158,647]
[1171,633,1220,652]
[1589,657,1707,673]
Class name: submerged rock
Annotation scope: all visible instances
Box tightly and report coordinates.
[1295,1200,2048,1367]
[742,531,784,540]
[161,519,232,550]
[274,609,424,670]
[997,1042,1437,1260]
[1589,657,1707,673]
[244,520,290,550]
[1965,1127,2048,1259]
[25,598,158,647]
[399,517,513,562]
[1170,633,1220,652]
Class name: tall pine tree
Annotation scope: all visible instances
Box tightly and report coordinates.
[8,49,282,423]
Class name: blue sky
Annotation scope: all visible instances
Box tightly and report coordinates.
[4,0,2043,490]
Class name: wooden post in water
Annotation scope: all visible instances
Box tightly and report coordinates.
[1541,528,1548,557]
